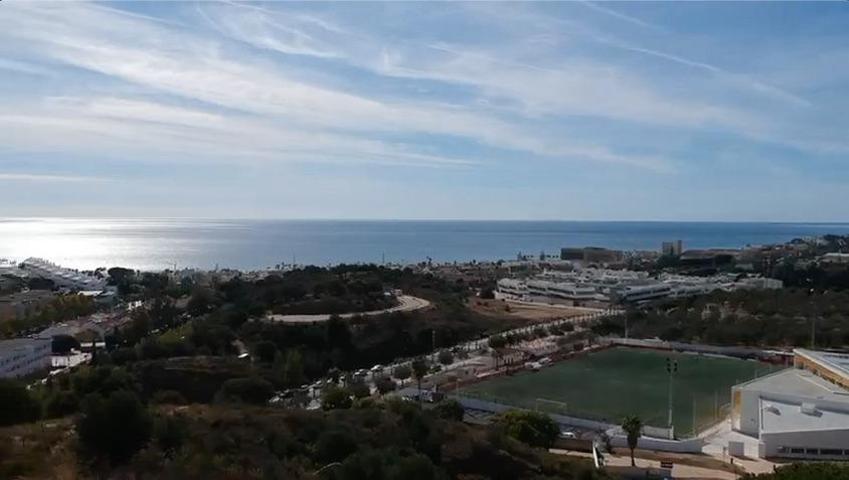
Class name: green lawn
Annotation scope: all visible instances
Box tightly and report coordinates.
[461,346,781,435]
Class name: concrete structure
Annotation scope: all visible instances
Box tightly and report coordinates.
[35,311,134,341]
[794,348,849,390]
[679,250,737,269]
[560,247,623,264]
[20,258,106,291]
[821,252,849,264]
[731,349,849,460]
[735,277,783,290]
[615,283,672,303]
[0,337,52,378]
[495,278,527,297]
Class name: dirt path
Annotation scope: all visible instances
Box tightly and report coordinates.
[266,295,431,324]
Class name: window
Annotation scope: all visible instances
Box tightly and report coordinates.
[805,449,819,455]
[777,447,788,454]
[790,448,805,454]
[821,449,842,456]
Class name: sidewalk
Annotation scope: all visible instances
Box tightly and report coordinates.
[700,419,778,475]
[552,448,742,479]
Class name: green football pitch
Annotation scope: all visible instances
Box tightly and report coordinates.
[461,346,781,435]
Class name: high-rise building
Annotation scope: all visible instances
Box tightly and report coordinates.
[661,240,684,256]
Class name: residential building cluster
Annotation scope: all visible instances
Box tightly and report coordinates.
[496,268,782,306]
[0,289,56,322]
[0,310,135,378]
[21,257,107,291]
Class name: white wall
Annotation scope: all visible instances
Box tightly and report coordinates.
[761,428,849,459]
[609,435,704,453]
[737,388,762,436]
[0,339,52,378]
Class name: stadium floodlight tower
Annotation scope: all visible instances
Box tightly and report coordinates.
[666,357,678,439]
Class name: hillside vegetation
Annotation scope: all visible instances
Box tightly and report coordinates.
[0,401,608,480]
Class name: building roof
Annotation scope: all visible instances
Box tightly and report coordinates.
[737,368,849,404]
[0,337,51,356]
[795,348,849,382]
[761,398,849,434]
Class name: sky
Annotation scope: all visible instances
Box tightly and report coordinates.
[1,1,848,221]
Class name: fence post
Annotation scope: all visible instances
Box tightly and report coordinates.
[714,391,719,422]
[692,395,696,437]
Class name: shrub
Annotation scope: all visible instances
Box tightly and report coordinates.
[321,385,353,410]
[495,410,559,449]
[252,340,278,363]
[375,376,397,395]
[44,390,79,418]
[349,380,371,399]
[315,429,358,464]
[152,414,187,458]
[488,335,507,349]
[434,399,464,422]
[150,390,187,405]
[77,390,152,465]
[393,365,412,382]
[216,376,274,405]
[0,379,41,426]
[437,350,454,365]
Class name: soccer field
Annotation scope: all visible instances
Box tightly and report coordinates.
[461,346,781,435]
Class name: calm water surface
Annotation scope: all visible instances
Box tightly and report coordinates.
[2,218,849,271]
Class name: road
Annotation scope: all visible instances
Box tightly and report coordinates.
[295,307,623,406]
[266,295,431,324]
[342,308,622,391]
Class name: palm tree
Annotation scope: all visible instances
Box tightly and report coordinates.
[411,357,429,402]
[621,415,642,467]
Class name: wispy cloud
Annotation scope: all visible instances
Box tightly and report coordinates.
[0,58,52,76]
[0,1,677,172]
[579,1,663,31]
[0,1,847,220]
[0,173,109,183]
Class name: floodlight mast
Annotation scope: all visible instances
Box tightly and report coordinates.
[666,357,678,439]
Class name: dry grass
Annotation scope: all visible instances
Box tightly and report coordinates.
[468,297,589,322]
[628,448,746,475]
[0,418,80,479]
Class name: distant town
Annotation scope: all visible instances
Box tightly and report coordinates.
[3,233,849,478]
[2,233,847,380]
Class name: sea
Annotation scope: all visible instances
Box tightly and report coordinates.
[2,218,849,271]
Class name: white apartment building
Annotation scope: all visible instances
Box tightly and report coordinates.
[498,268,783,306]
[0,338,52,378]
[732,349,849,460]
[21,258,107,291]
[614,283,673,303]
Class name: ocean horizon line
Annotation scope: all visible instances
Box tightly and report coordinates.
[3,217,849,225]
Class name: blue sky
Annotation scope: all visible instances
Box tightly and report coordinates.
[1,1,848,221]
